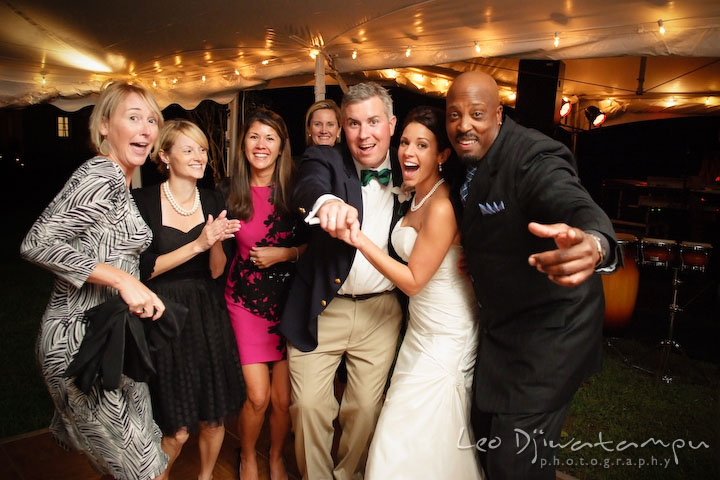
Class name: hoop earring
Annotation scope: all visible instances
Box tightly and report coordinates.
[99,139,111,155]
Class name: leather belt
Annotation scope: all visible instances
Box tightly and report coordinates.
[337,290,392,301]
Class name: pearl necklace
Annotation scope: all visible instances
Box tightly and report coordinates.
[162,181,200,216]
[410,178,445,212]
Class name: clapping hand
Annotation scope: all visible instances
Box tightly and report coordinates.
[527,222,600,287]
[196,210,240,251]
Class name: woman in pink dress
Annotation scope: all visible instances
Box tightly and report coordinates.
[225,108,305,480]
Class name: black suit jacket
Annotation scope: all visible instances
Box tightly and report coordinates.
[279,144,403,352]
[462,117,618,413]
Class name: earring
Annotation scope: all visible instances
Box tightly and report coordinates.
[438,163,443,173]
[99,139,111,155]
[165,163,170,170]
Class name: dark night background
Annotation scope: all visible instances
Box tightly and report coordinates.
[1,85,719,362]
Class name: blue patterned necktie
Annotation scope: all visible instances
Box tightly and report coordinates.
[360,168,391,186]
[460,166,477,204]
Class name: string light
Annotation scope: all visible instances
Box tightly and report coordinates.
[309,48,320,59]
[352,49,358,60]
[706,96,712,106]
[202,75,206,83]
[41,76,46,85]
[172,78,178,84]
[508,92,516,101]
[474,41,481,54]
[234,69,240,75]
[152,80,157,88]
[658,19,665,35]
[554,32,560,48]
[405,46,412,57]
[261,59,270,65]
[667,96,675,107]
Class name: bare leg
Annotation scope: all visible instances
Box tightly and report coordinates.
[269,360,290,480]
[198,422,225,480]
[155,428,190,480]
[239,363,271,480]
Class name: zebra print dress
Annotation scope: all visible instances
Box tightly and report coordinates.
[20,156,168,480]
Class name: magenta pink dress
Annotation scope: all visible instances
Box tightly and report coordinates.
[225,186,299,365]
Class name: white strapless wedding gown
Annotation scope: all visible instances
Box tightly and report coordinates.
[365,223,484,480]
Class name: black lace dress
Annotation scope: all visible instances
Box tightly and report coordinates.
[132,185,245,434]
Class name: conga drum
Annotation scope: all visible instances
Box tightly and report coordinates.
[640,237,677,268]
[602,233,640,331]
[679,241,713,273]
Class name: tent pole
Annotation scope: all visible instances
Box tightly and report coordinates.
[314,55,326,101]
[226,92,240,178]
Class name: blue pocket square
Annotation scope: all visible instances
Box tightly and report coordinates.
[479,201,505,215]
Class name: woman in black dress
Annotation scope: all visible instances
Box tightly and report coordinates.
[132,119,245,480]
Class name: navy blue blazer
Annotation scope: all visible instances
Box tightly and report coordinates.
[279,144,403,352]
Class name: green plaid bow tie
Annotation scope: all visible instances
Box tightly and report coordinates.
[360,168,391,186]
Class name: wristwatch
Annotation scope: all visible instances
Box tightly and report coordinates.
[589,233,606,268]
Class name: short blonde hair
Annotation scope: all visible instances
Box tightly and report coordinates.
[88,82,164,154]
[151,119,209,175]
[304,99,342,146]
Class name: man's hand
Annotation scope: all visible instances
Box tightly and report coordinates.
[527,222,600,287]
[317,199,360,243]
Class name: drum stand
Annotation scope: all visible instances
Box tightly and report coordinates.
[633,267,713,384]
[655,268,683,383]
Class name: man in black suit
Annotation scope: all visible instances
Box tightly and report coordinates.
[279,82,405,480]
[446,71,619,479]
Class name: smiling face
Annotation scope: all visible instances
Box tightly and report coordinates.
[160,132,208,181]
[343,96,397,168]
[309,108,340,146]
[243,120,282,178]
[446,71,503,166]
[100,92,160,177]
[399,121,448,190]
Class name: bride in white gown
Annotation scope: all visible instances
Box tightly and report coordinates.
[339,106,483,479]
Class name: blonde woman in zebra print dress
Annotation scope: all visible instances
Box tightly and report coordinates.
[20,82,169,480]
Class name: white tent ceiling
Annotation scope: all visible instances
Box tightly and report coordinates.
[1,0,719,126]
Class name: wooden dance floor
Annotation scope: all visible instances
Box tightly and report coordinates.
[1,419,574,479]
[0,417,300,480]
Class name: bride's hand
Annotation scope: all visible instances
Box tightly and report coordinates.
[337,220,364,249]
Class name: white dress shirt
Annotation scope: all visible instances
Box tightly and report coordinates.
[305,152,395,295]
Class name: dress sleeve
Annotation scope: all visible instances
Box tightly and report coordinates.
[20,161,122,289]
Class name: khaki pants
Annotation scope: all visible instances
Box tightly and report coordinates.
[288,293,402,480]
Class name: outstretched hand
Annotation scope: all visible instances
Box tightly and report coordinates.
[317,200,361,244]
[527,222,600,287]
[196,210,240,251]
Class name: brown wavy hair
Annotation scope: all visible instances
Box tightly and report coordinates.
[227,108,295,221]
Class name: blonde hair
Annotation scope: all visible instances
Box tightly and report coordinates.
[88,82,164,154]
[152,119,209,175]
[227,109,296,221]
[304,99,342,146]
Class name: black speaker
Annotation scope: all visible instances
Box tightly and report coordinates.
[515,60,565,136]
